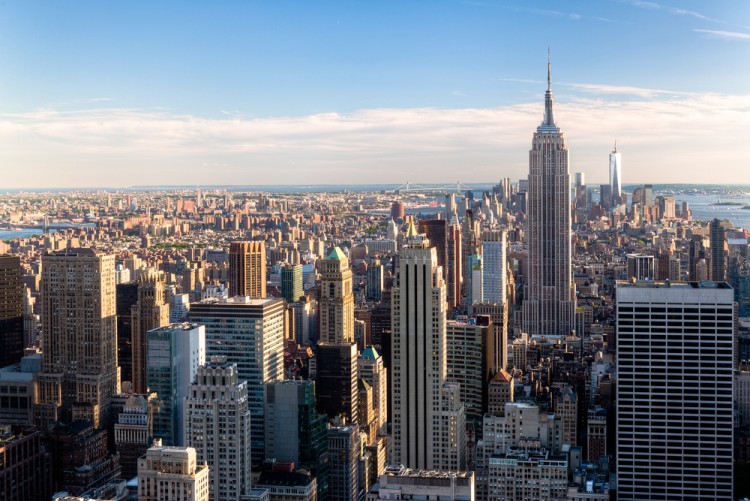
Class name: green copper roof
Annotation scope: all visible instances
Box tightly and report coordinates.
[361,346,380,360]
[327,246,347,261]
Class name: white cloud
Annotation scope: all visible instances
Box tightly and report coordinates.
[0,91,748,187]
[694,29,750,41]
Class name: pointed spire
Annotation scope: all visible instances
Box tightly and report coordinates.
[540,48,557,130]
[614,138,617,153]
[547,47,551,91]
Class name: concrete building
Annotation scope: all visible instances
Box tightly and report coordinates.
[184,359,252,501]
[367,466,474,501]
[147,323,205,446]
[710,218,727,281]
[131,271,170,394]
[522,58,575,337]
[473,301,509,371]
[487,447,568,501]
[0,353,41,425]
[328,425,360,501]
[229,241,267,298]
[137,443,210,501]
[391,230,466,470]
[319,247,355,343]
[446,318,495,423]
[487,369,514,416]
[116,282,139,388]
[625,254,655,281]
[189,296,285,464]
[0,425,52,501]
[358,346,388,436]
[586,407,607,462]
[480,230,507,304]
[38,248,118,428]
[114,394,152,479]
[255,471,318,501]
[554,386,578,447]
[616,280,734,500]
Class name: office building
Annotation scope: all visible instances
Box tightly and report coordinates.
[37,249,118,428]
[358,346,388,436]
[114,394,152,479]
[626,253,655,281]
[319,247,355,343]
[131,271,170,394]
[328,425,360,501]
[554,386,577,447]
[264,380,329,497]
[184,360,252,501]
[616,280,734,500]
[229,241,267,298]
[609,143,622,205]
[472,302,509,371]
[137,443,210,501]
[487,447,567,501]
[189,296,285,464]
[282,263,304,303]
[522,57,575,336]
[587,407,607,462]
[0,425,52,501]
[446,318,495,423]
[147,323,205,446]
[316,342,359,424]
[487,369,514,416]
[367,466,474,501]
[711,218,727,281]
[0,255,24,368]
[391,231,466,470]
[480,230,506,304]
[116,282,139,387]
[447,222,462,310]
[366,260,384,302]
[0,353,40,425]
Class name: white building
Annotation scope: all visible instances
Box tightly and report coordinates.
[137,442,210,501]
[616,280,734,500]
[367,466,474,501]
[184,359,252,501]
[480,230,506,304]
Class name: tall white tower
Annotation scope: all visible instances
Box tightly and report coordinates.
[391,232,466,470]
[609,142,622,205]
[522,53,575,336]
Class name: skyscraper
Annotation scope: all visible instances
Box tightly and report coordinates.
[0,255,24,368]
[522,55,575,336]
[616,280,733,500]
[316,342,359,424]
[229,241,266,298]
[480,229,506,304]
[189,296,285,464]
[281,263,303,303]
[131,271,170,394]
[609,142,622,205]
[184,360,252,501]
[711,218,726,281]
[319,247,354,343]
[37,248,118,428]
[391,232,466,469]
[137,444,210,501]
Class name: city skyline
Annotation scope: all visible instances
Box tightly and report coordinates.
[1,1,749,188]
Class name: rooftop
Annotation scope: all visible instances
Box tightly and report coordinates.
[616,279,731,289]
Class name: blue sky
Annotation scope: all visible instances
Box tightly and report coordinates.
[1,1,749,187]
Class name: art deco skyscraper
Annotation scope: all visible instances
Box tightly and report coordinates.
[319,247,354,343]
[391,231,466,470]
[131,271,170,394]
[38,248,118,428]
[229,241,266,298]
[522,55,575,336]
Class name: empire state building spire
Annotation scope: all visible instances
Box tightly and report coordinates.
[540,49,558,131]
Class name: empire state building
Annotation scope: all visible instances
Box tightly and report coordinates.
[522,55,575,336]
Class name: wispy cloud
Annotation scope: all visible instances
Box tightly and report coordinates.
[566,83,694,98]
[694,29,750,41]
[1,92,748,187]
[508,6,623,24]
[619,0,726,24]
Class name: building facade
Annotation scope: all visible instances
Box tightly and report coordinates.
[229,241,267,298]
[319,247,355,343]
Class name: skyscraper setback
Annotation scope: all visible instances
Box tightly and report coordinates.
[522,56,575,337]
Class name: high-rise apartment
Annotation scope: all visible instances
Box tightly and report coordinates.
[522,56,575,336]
[189,296,285,464]
[184,360,252,501]
[0,255,24,368]
[391,232,466,469]
[229,241,266,298]
[38,248,118,428]
[616,280,733,500]
[319,247,354,343]
[131,271,170,393]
